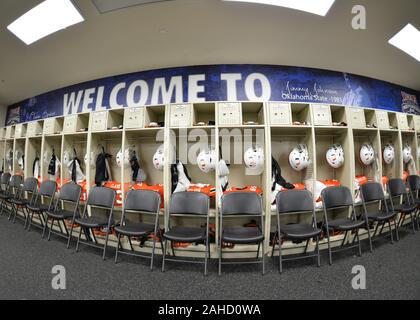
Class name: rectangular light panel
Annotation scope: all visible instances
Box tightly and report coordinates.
[389,24,420,62]
[7,0,84,45]
[91,0,174,14]
[223,0,336,16]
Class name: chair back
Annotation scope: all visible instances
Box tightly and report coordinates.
[169,191,209,216]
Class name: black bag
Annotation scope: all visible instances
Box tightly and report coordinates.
[129,153,140,181]
[48,150,56,176]
[71,157,82,182]
[95,152,112,186]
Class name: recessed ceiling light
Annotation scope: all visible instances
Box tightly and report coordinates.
[7,0,84,45]
[223,0,336,16]
[389,24,420,62]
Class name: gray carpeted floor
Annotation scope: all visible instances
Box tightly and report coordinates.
[0,215,419,300]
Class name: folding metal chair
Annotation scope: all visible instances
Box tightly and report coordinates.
[4,175,23,220]
[360,182,399,248]
[74,186,116,260]
[26,180,57,235]
[388,178,417,234]
[44,182,82,246]
[407,175,420,231]
[114,189,162,270]
[9,177,38,226]
[321,186,371,265]
[162,192,210,275]
[219,192,265,275]
[272,189,321,273]
[0,173,11,216]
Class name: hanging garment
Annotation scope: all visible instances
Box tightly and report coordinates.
[171,161,191,193]
[129,153,147,182]
[48,151,61,180]
[271,156,295,190]
[33,157,40,178]
[95,152,112,186]
[68,157,85,182]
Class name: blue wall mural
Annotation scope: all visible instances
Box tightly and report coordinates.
[6,64,420,125]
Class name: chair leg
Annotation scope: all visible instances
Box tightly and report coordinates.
[11,205,17,223]
[47,218,54,241]
[393,218,400,241]
[256,243,260,259]
[23,209,29,229]
[102,230,110,260]
[161,239,168,272]
[326,230,333,265]
[218,240,222,276]
[271,233,276,257]
[261,242,265,276]
[115,234,121,264]
[150,235,157,271]
[41,214,48,238]
[409,213,416,234]
[365,219,373,253]
[27,212,34,231]
[388,221,394,244]
[204,238,209,276]
[397,214,404,228]
[316,236,321,267]
[278,235,283,274]
[75,226,83,252]
[67,222,75,249]
[356,229,362,257]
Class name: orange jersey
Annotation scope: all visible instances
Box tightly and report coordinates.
[224,185,263,195]
[381,176,389,186]
[102,181,123,207]
[355,175,368,186]
[402,171,409,181]
[187,184,216,198]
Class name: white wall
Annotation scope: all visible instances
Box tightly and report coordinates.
[0,105,7,126]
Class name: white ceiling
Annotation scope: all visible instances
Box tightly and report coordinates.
[0,0,419,106]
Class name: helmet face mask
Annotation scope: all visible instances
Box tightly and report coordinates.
[326,144,344,168]
[403,144,412,164]
[244,146,265,171]
[383,144,395,165]
[289,144,310,171]
[360,143,375,166]
[197,149,216,173]
[153,145,165,171]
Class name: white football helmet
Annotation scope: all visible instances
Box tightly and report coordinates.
[289,144,310,171]
[244,146,265,171]
[360,143,375,166]
[153,145,165,171]
[403,143,412,164]
[326,144,344,168]
[383,144,395,165]
[197,149,216,173]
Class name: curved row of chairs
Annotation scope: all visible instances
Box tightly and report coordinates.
[0,172,419,275]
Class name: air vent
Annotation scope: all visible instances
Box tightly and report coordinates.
[92,0,174,14]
